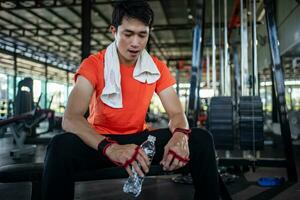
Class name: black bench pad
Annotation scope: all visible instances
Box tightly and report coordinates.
[0,163,43,183]
[0,163,188,183]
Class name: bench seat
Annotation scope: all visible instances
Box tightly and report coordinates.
[0,163,188,200]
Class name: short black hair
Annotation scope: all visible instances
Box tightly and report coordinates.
[112,0,154,28]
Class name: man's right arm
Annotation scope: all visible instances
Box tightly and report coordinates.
[62,75,149,176]
[62,75,105,150]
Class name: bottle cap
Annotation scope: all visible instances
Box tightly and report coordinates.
[147,135,156,142]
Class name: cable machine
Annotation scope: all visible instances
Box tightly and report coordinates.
[198,2,299,194]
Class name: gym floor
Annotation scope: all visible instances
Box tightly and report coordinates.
[0,134,299,200]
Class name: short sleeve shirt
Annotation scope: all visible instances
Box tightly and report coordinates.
[74,49,175,134]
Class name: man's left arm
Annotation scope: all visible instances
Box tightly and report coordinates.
[158,86,190,171]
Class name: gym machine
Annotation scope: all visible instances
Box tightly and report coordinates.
[0,77,55,159]
[182,0,233,199]
[208,0,297,185]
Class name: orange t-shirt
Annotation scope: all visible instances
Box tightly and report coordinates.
[74,49,176,135]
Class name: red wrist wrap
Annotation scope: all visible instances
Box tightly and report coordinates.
[98,138,117,156]
[172,128,192,137]
[98,138,124,166]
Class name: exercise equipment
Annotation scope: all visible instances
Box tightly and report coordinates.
[0,111,39,159]
[217,0,298,184]
[0,78,55,159]
[240,0,249,96]
[264,0,298,181]
[223,0,231,96]
[211,0,217,95]
[0,163,231,200]
[209,96,234,150]
[239,96,264,150]
[177,1,232,198]
[0,78,36,159]
[187,0,205,126]
[0,103,51,159]
[14,77,34,115]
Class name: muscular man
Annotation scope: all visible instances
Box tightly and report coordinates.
[42,1,219,199]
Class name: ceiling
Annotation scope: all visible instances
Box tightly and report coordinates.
[0,0,197,71]
[0,0,298,84]
[0,0,235,83]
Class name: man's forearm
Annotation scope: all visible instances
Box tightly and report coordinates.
[62,115,105,150]
[168,112,189,132]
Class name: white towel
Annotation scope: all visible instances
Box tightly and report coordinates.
[101,41,161,108]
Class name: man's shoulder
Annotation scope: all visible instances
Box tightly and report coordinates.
[88,49,105,63]
[82,49,106,69]
[151,56,166,67]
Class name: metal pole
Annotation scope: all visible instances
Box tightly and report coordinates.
[6,76,9,111]
[224,0,230,96]
[240,0,249,95]
[233,46,241,109]
[252,0,258,95]
[187,0,205,127]
[220,49,224,95]
[13,46,17,103]
[185,89,189,115]
[212,0,217,95]
[264,75,268,113]
[45,60,48,109]
[81,0,92,119]
[206,49,210,88]
[257,73,261,96]
[289,88,293,111]
[218,0,224,95]
[271,67,278,123]
[66,71,69,98]
[81,0,92,60]
[264,0,298,182]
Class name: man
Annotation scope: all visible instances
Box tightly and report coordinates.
[42,1,219,199]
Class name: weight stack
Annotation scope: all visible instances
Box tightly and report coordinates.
[209,96,234,150]
[239,96,264,150]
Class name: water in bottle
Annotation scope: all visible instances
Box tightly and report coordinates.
[123,135,156,197]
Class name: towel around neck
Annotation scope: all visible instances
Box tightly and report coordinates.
[100,41,161,108]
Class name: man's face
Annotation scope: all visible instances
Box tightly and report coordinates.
[111,17,150,65]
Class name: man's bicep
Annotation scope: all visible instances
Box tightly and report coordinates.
[65,75,94,116]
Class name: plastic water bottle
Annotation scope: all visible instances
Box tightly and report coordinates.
[123,135,156,197]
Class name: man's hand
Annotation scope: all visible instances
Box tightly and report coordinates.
[160,132,189,171]
[105,144,150,177]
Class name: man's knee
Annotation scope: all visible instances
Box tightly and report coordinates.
[190,128,215,149]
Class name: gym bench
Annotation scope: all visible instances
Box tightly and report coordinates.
[0,163,232,200]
